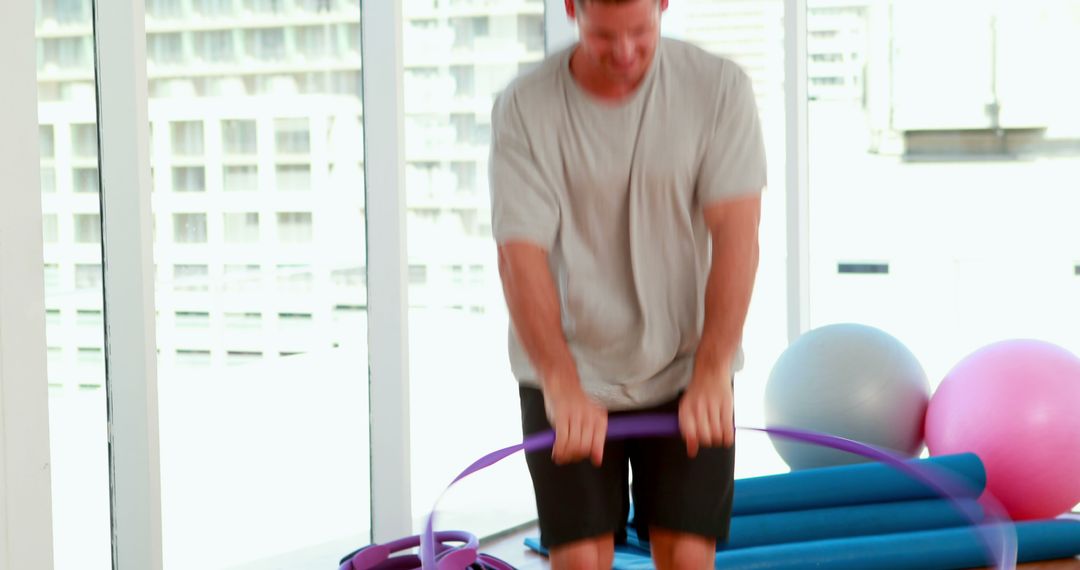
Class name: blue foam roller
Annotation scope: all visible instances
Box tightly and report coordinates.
[624,499,984,551]
[609,518,1080,570]
[727,498,985,550]
[528,499,983,557]
[733,453,986,515]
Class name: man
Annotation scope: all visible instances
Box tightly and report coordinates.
[489,0,766,568]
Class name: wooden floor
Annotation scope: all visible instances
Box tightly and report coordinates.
[479,522,1080,570]
[477,523,555,570]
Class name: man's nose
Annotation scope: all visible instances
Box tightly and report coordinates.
[612,36,635,64]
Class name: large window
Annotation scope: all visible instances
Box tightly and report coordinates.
[16,3,1080,566]
[403,0,545,537]
[146,1,371,567]
[806,0,1080,386]
[404,0,791,537]
[35,0,112,566]
[805,2,1080,513]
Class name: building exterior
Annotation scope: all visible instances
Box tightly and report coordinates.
[36,0,544,388]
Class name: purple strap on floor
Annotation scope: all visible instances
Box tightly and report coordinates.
[419,415,1017,570]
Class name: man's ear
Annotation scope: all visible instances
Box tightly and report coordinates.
[565,0,576,19]
[660,0,670,13]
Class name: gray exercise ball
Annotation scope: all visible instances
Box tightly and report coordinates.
[765,323,931,470]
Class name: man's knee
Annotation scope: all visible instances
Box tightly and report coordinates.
[550,533,615,570]
[650,527,715,570]
[670,541,713,570]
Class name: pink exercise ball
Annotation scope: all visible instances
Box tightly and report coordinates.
[925,339,1080,520]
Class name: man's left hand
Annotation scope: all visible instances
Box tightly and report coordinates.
[679,363,735,458]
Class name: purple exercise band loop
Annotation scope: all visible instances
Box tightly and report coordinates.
[404,414,1016,570]
[346,530,475,569]
[340,529,516,570]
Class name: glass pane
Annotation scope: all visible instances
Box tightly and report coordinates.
[404,0,545,537]
[276,164,312,191]
[74,213,102,243]
[223,212,260,243]
[43,213,60,243]
[73,166,99,193]
[405,0,792,537]
[171,166,206,192]
[172,213,208,243]
[41,166,57,193]
[147,1,371,567]
[660,1,790,476]
[222,120,257,155]
[71,123,98,158]
[275,118,311,154]
[806,0,1080,512]
[276,211,314,243]
[807,2,1080,386]
[223,164,258,191]
[35,0,112,565]
[170,121,204,156]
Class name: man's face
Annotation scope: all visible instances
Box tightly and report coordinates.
[567,0,668,85]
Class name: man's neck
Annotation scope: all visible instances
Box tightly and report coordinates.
[569,46,654,103]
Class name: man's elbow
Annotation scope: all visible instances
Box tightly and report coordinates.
[497,241,548,287]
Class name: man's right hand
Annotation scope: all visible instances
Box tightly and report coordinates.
[543,381,608,467]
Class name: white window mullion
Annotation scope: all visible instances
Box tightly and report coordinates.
[0,0,57,567]
[93,1,164,568]
[362,0,412,543]
[785,0,811,342]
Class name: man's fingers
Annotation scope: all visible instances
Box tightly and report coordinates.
[708,402,724,448]
[553,415,570,464]
[590,413,607,467]
[575,414,591,464]
[689,400,710,449]
[680,407,699,458]
[566,413,585,463]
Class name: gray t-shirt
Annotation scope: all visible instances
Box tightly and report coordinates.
[489,38,767,411]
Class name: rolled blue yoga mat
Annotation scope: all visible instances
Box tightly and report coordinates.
[624,498,985,551]
[608,518,1080,570]
[728,498,985,550]
[732,453,986,516]
[526,498,985,556]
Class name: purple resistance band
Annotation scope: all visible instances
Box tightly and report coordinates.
[410,415,1017,570]
[343,530,516,570]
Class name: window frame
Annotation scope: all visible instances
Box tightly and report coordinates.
[1,0,55,563]
[2,0,819,564]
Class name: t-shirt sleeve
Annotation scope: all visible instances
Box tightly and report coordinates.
[489,90,560,249]
[696,63,768,206]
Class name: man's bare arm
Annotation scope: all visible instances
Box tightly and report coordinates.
[498,241,607,466]
[680,191,762,457]
[698,192,762,377]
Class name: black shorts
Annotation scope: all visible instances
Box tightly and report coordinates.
[519,386,735,550]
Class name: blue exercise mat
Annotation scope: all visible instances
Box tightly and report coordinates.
[625,498,985,551]
[605,519,1080,570]
[732,453,986,515]
[528,499,984,556]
